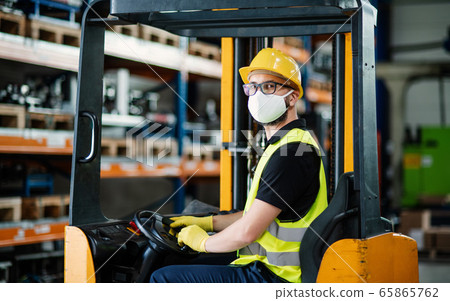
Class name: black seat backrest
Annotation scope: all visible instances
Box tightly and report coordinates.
[300,172,360,283]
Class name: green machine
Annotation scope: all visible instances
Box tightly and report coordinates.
[403,127,450,207]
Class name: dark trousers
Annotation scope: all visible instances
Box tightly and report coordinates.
[150,261,285,283]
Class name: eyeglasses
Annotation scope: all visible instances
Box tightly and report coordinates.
[242,81,294,96]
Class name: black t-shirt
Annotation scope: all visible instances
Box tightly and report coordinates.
[255,119,321,222]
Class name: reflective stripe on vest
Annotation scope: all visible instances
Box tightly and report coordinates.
[240,243,301,267]
[231,127,328,283]
[266,222,307,242]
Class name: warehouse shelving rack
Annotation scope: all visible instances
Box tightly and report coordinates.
[0,6,222,259]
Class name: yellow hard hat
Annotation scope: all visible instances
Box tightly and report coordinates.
[239,48,303,99]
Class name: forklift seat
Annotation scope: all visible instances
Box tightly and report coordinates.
[300,172,359,283]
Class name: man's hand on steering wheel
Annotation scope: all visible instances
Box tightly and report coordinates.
[177,225,210,253]
[170,216,214,232]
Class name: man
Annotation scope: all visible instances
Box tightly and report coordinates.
[150,48,328,283]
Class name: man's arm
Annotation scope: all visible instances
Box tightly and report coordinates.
[205,199,281,253]
[212,211,243,232]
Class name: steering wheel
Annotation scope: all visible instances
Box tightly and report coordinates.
[133,210,198,256]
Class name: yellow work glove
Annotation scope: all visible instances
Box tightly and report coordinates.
[177,225,209,253]
[170,215,213,232]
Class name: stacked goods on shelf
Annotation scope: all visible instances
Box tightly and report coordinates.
[139,24,179,47]
[101,138,128,157]
[397,209,450,258]
[400,128,450,259]
[424,228,450,256]
[113,23,221,62]
[22,195,70,220]
[110,24,140,39]
[26,18,80,47]
[0,0,82,46]
[306,37,333,104]
[305,77,332,104]
[26,109,73,130]
[102,137,178,159]
[184,143,220,161]
[0,104,26,128]
[27,0,82,23]
[0,10,26,36]
[189,40,221,61]
[0,106,74,131]
[273,37,310,63]
[0,195,69,222]
[0,197,21,222]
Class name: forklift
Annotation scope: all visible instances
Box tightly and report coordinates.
[65,0,419,282]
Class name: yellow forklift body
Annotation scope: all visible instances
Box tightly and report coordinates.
[64,226,96,283]
[317,232,419,283]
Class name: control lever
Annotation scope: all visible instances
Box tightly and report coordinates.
[180,245,193,252]
[162,216,173,226]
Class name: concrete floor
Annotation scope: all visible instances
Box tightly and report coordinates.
[419,260,450,283]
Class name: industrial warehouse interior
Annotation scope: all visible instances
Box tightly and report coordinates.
[0,0,449,289]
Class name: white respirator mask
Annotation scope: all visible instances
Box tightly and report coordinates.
[248,90,294,124]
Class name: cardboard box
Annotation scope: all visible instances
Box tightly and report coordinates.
[397,210,431,235]
[435,228,450,251]
[424,227,450,252]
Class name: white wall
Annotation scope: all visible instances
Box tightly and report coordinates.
[391,1,450,63]
[405,77,450,133]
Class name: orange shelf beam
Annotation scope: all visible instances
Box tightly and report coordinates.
[0,221,68,247]
[100,159,220,178]
[0,135,72,155]
[305,87,332,104]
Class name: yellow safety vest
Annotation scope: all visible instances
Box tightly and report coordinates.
[231,128,328,283]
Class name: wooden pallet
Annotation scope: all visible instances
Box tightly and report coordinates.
[398,209,450,236]
[273,38,310,64]
[274,36,304,49]
[184,145,220,161]
[101,138,128,157]
[189,41,221,61]
[150,138,178,157]
[0,11,26,36]
[110,24,140,38]
[0,197,21,222]
[21,195,70,220]
[26,111,74,130]
[132,137,177,161]
[119,137,178,160]
[424,227,450,252]
[27,18,81,47]
[139,25,179,47]
[308,78,332,91]
[0,104,26,129]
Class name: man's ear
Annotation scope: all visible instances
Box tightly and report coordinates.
[288,91,300,106]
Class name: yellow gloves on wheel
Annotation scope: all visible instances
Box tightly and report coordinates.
[170,215,214,232]
[169,215,213,252]
[178,225,209,253]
